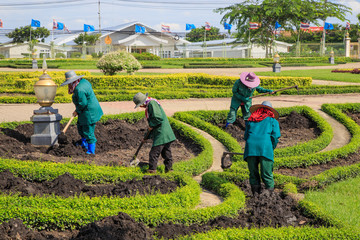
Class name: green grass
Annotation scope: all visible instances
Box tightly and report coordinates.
[256,69,360,83]
[305,176,360,229]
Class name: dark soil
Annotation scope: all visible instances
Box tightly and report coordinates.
[220,111,321,149]
[275,111,360,180]
[0,213,153,240]
[153,181,321,239]
[0,170,178,198]
[0,182,322,240]
[0,118,201,167]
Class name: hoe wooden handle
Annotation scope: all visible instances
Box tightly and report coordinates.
[62,116,75,134]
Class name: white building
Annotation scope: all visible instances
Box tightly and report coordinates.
[52,21,189,58]
[0,42,51,59]
[178,38,292,58]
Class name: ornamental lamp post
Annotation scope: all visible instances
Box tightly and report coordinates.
[30,58,62,146]
[329,49,335,64]
[272,53,281,72]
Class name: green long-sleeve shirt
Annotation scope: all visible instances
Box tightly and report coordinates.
[146,100,176,147]
[72,79,103,126]
[244,117,281,162]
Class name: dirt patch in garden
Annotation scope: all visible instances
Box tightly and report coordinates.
[275,111,360,181]
[220,111,321,149]
[0,181,324,240]
[0,170,178,198]
[153,181,322,239]
[0,118,201,167]
[0,213,154,240]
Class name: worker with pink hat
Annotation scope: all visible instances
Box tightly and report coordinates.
[225,72,273,127]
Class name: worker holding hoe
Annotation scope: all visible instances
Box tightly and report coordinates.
[244,101,281,196]
[225,72,273,127]
[133,92,176,174]
[60,70,103,155]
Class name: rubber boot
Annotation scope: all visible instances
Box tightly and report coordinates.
[251,185,261,196]
[86,143,96,155]
[225,122,233,128]
[81,138,88,149]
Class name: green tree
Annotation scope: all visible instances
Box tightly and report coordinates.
[74,33,101,45]
[6,25,50,43]
[186,26,225,42]
[215,0,351,57]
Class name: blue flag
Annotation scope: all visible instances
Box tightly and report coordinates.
[224,22,232,30]
[186,23,196,30]
[324,22,334,30]
[57,22,64,30]
[31,19,40,28]
[275,21,281,29]
[135,25,145,33]
[84,24,95,32]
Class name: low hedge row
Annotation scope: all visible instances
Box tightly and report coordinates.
[0,71,90,81]
[274,103,360,169]
[0,172,201,230]
[184,64,254,68]
[183,107,332,158]
[178,226,360,239]
[173,112,245,165]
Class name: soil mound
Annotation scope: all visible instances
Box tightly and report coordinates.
[0,219,47,240]
[0,118,200,166]
[0,170,178,198]
[154,182,318,239]
[74,212,153,240]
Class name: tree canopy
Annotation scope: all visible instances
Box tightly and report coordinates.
[6,25,50,43]
[215,0,351,56]
[186,26,226,42]
[74,33,102,45]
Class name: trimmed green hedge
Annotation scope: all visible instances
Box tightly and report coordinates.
[177,226,360,239]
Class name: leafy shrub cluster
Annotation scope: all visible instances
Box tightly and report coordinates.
[132,52,160,60]
[96,50,142,75]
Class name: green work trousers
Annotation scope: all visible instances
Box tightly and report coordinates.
[226,97,252,123]
[246,156,274,189]
[77,123,97,144]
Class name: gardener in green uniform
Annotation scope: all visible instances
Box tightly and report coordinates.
[225,72,273,127]
[61,70,103,155]
[133,92,176,174]
[244,101,281,196]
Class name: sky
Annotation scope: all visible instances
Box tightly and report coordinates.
[0,0,359,42]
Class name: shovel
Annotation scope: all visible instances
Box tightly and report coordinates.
[250,85,299,99]
[58,116,75,144]
[130,130,151,167]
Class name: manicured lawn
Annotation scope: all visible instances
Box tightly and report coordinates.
[305,176,360,229]
[256,69,360,83]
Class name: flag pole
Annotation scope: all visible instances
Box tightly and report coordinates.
[248,28,251,58]
[29,25,32,60]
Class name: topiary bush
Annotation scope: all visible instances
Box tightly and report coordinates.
[96,50,142,75]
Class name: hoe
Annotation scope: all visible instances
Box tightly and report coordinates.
[221,151,243,169]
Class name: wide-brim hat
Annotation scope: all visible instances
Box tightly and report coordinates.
[240,72,260,88]
[60,70,84,86]
[133,92,149,109]
[250,101,279,119]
